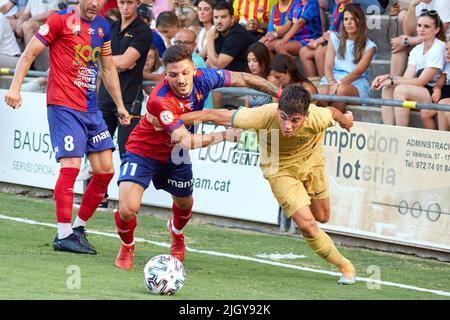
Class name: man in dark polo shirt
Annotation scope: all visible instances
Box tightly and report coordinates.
[95,0,152,208]
[205,0,256,72]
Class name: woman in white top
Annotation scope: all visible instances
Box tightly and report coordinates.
[195,0,216,59]
[435,41,450,130]
[372,10,447,129]
[318,3,377,112]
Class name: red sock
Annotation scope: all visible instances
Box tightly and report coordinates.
[77,173,114,222]
[115,210,136,245]
[54,167,79,223]
[172,202,192,231]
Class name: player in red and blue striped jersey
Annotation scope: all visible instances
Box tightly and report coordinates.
[4,0,131,255]
[113,45,282,270]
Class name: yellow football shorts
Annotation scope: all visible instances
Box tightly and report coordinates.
[265,156,329,217]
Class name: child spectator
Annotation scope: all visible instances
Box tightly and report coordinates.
[143,45,164,95]
[436,40,450,130]
[263,0,322,58]
[318,3,377,112]
[260,0,294,45]
[153,10,180,56]
[300,0,351,77]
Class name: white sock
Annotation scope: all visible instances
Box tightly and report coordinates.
[72,216,86,229]
[171,224,183,235]
[57,223,73,239]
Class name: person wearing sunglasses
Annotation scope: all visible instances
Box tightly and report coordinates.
[372,9,447,128]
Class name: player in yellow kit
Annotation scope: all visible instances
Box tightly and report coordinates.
[178,84,356,284]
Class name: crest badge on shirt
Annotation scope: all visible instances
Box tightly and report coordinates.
[98,27,104,39]
[38,24,49,36]
[160,110,175,125]
[72,24,81,35]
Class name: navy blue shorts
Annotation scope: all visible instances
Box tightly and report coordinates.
[47,105,115,161]
[118,151,194,197]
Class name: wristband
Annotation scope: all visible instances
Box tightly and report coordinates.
[275,87,283,99]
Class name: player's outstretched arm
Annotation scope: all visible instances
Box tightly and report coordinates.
[100,55,131,126]
[180,109,234,127]
[327,107,353,132]
[229,71,282,98]
[4,36,46,109]
[170,125,241,150]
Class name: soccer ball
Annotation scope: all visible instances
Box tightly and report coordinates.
[143,254,186,295]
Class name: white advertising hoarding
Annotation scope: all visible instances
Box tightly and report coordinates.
[323,122,450,252]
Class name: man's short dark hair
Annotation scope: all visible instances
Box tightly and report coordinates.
[156,11,179,28]
[278,84,311,116]
[214,1,233,16]
[162,45,194,65]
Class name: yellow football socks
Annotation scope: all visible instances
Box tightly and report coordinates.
[304,228,348,268]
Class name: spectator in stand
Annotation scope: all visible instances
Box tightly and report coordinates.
[99,0,118,17]
[233,0,277,40]
[372,10,446,128]
[104,7,121,24]
[259,0,294,47]
[318,3,376,112]
[384,0,450,125]
[263,0,322,58]
[174,28,214,109]
[245,42,273,108]
[142,0,174,22]
[205,1,256,71]
[436,41,450,131]
[0,12,21,68]
[205,1,256,107]
[15,0,59,46]
[0,0,28,33]
[300,0,351,77]
[153,11,180,57]
[270,53,318,95]
[143,45,164,94]
[137,3,153,25]
[195,0,216,59]
[174,0,199,32]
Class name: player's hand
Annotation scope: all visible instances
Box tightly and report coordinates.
[339,111,353,132]
[146,112,164,131]
[225,128,243,142]
[4,90,22,109]
[118,107,131,126]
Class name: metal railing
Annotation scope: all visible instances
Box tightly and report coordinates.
[2,68,450,112]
